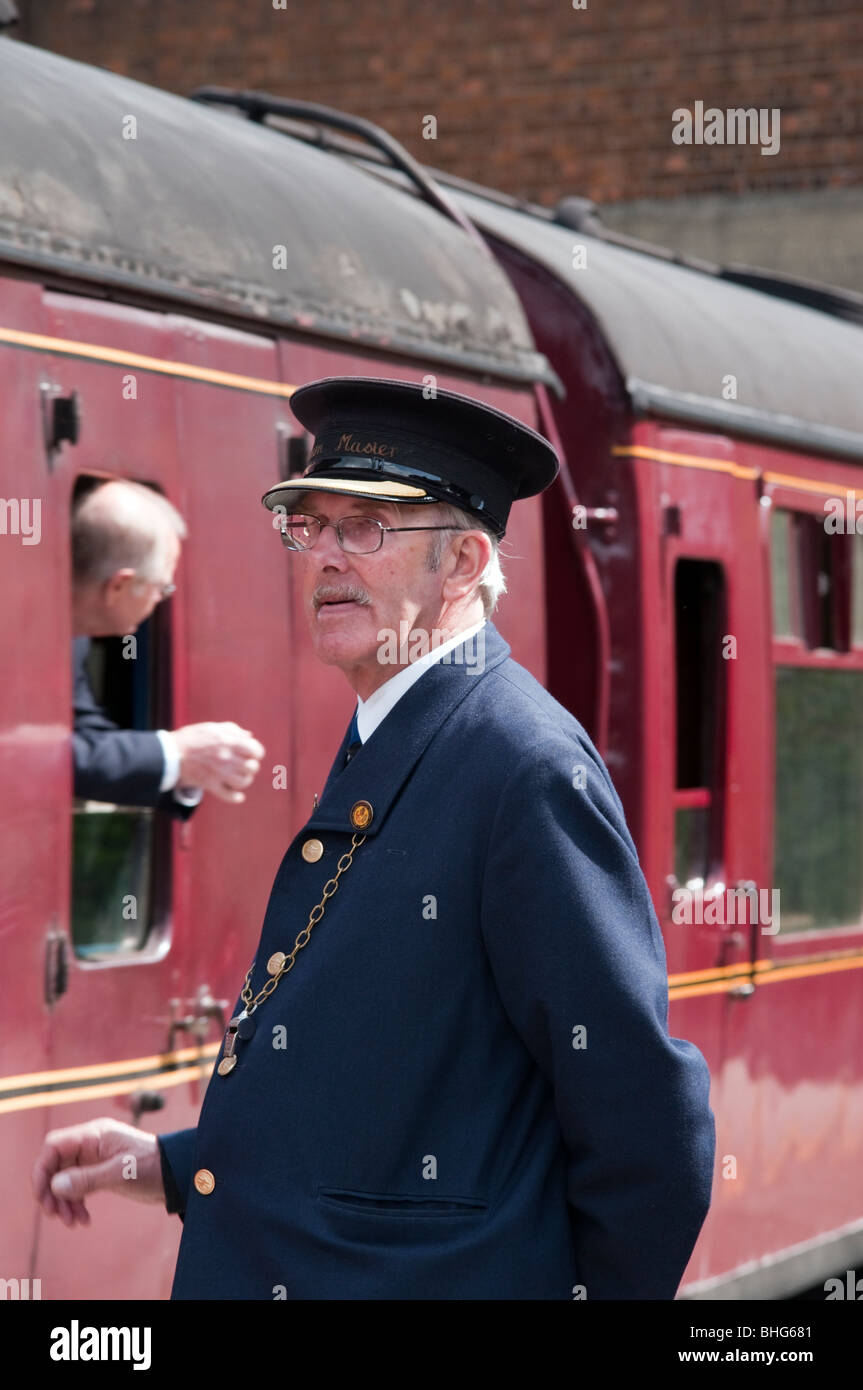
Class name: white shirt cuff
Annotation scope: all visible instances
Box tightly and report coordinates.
[155,729,180,791]
[156,731,203,806]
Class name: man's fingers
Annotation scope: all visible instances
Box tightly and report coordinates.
[207,784,245,804]
[222,742,265,762]
[55,1196,79,1228]
[50,1154,123,1202]
[59,1199,91,1228]
[194,758,261,799]
[209,724,265,757]
[33,1130,84,1206]
[219,763,261,790]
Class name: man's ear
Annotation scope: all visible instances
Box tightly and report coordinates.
[440,531,492,602]
[102,568,136,604]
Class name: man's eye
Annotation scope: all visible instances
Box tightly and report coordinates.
[342,518,378,536]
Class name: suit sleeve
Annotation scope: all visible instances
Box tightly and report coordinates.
[157,1128,198,1220]
[72,639,197,821]
[479,731,715,1299]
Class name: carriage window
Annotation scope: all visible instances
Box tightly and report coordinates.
[673,560,726,887]
[773,508,852,651]
[773,667,863,931]
[71,476,172,960]
[799,513,842,650]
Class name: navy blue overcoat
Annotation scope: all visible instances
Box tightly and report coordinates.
[159,621,714,1299]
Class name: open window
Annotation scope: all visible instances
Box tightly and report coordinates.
[672,559,727,890]
[71,475,173,961]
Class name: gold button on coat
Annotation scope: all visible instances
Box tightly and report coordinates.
[302,838,324,862]
[194,1168,215,1195]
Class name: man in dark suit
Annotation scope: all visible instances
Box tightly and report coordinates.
[71,478,264,813]
[35,380,715,1299]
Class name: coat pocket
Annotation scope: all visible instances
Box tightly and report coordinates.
[316,1186,487,1217]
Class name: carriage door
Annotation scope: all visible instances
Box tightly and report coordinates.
[0,278,69,1292]
[31,291,201,1298]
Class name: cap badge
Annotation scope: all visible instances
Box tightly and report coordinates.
[350,800,374,830]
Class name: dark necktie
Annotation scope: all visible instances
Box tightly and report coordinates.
[344,708,362,766]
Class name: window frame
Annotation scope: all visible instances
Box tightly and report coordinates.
[670,555,729,894]
[70,473,175,968]
[769,491,861,670]
[767,487,863,938]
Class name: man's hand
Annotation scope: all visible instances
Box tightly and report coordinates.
[172,721,264,803]
[32,1119,165,1228]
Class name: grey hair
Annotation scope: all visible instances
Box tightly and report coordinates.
[72,479,187,587]
[417,500,507,617]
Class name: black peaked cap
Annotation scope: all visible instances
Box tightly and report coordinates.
[261,376,559,536]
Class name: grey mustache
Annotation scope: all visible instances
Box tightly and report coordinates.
[313,586,371,610]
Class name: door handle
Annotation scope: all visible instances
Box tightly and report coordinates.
[44,926,69,1006]
[167,984,228,1050]
[728,881,759,997]
[130,1090,166,1124]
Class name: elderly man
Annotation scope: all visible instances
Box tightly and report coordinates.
[72,478,263,812]
[34,378,714,1300]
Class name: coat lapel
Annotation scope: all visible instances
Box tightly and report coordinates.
[312,621,510,835]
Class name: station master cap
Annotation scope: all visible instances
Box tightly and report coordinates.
[261,376,559,538]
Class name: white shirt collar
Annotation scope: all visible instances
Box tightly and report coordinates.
[355,619,486,744]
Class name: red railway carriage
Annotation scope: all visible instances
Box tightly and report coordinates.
[444,185,863,1297]
[1,36,861,1300]
[0,40,553,1300]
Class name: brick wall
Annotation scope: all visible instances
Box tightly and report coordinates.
[10,0,863,207]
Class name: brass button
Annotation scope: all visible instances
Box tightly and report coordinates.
[350,800,373,830]
[194,1168,215,1196]
[302,838,324,863]
[267,951,287,976]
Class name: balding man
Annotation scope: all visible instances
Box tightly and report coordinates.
[72,479,263,813]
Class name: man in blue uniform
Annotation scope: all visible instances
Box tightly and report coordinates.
[34,377,715,1299]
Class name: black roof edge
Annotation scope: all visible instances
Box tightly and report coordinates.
[628,379,863,465]
[718,266,863,328]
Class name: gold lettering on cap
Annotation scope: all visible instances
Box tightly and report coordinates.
[336,432,398,459]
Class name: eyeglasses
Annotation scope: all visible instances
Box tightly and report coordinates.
[133,576,176,599]
[277,513,459,555]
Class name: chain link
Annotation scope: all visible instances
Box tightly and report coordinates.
[240,832,366,1015]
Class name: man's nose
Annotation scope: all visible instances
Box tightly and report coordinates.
[313,523,349,568]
